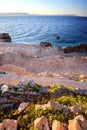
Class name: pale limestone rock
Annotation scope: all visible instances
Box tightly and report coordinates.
[69,105,82,115]
[18,102,29,111]
[0,119,17,130]
[35,100,69,114]
[34,116,50,130]
[75,115,87,129]
[68,115,87,130]
[68,119,82,130]
[52,120,67,130]
[1,84,9,93]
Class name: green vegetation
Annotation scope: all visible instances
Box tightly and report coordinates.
[48,84,74,94]
[48,84,61,93]
[0,83,87,129]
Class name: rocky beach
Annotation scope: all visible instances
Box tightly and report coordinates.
[0,38,87,130]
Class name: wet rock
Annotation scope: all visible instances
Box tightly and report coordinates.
[34,116,50,130]
[18,102,29,112]
[52,120,67,130]
[0,119,17,130]
[39,42,52,47]
[56,35,60,40]
[63,43,87,53]
[0,33,11,42]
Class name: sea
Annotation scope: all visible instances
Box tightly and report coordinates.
[0,16,87,48]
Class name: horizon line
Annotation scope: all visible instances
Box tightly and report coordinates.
[0,12,87,17]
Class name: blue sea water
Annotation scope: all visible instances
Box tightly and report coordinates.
[0,16,87,47]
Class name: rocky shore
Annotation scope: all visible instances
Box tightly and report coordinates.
[0,40,87,130]
[0,41,87,88]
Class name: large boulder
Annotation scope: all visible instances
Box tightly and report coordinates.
[68,115,87,130]
[39,42,52,47]
[0,119,17,130]
[0,33,11,42]
[63,44,87,53]
[68,119,82,130]
[34,116,50,130]
[52,120,67,130]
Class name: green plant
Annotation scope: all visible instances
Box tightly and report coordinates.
[48,84,61,93]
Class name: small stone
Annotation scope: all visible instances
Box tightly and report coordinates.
[18,102,29,112]
[1,84,9,93]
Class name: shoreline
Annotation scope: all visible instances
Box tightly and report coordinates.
[0,42,87,89]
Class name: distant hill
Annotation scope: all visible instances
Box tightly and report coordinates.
[0,13,81,17]
[0,13,30,16]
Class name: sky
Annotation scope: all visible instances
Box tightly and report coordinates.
[0,0,87,16]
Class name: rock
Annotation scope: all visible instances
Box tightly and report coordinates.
[69,105,82,115]
[52,120,67,130]
[34,116,50,130]
[35,100,70,117]
[29,80,36,87]
[75,115,87,129]
[68,115,87,130]
[1,84,9,93]
[18,102,29,111]
[56,35,60,40]
[39,42,52,47]
[0,119,17,130]
[0,33,11,42]
[63,43,87,53]
[68,119,82,130]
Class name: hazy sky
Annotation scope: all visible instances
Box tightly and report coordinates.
[0,0,87,16]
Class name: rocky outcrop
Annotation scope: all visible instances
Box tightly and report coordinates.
[34,116,50,130]
[63,44,87,53]
[68,115,87,130]
[39,42,52,47]
[0,33,11,42]
[52,120,67,130]
[0,119,17,130]
[35,100,70,117]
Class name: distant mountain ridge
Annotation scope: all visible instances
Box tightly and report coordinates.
[0,13,30,16]
[0,12,84,17]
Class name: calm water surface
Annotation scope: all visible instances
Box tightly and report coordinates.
[0,16,87,47]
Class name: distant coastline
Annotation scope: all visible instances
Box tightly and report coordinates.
[0,12,86,17]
